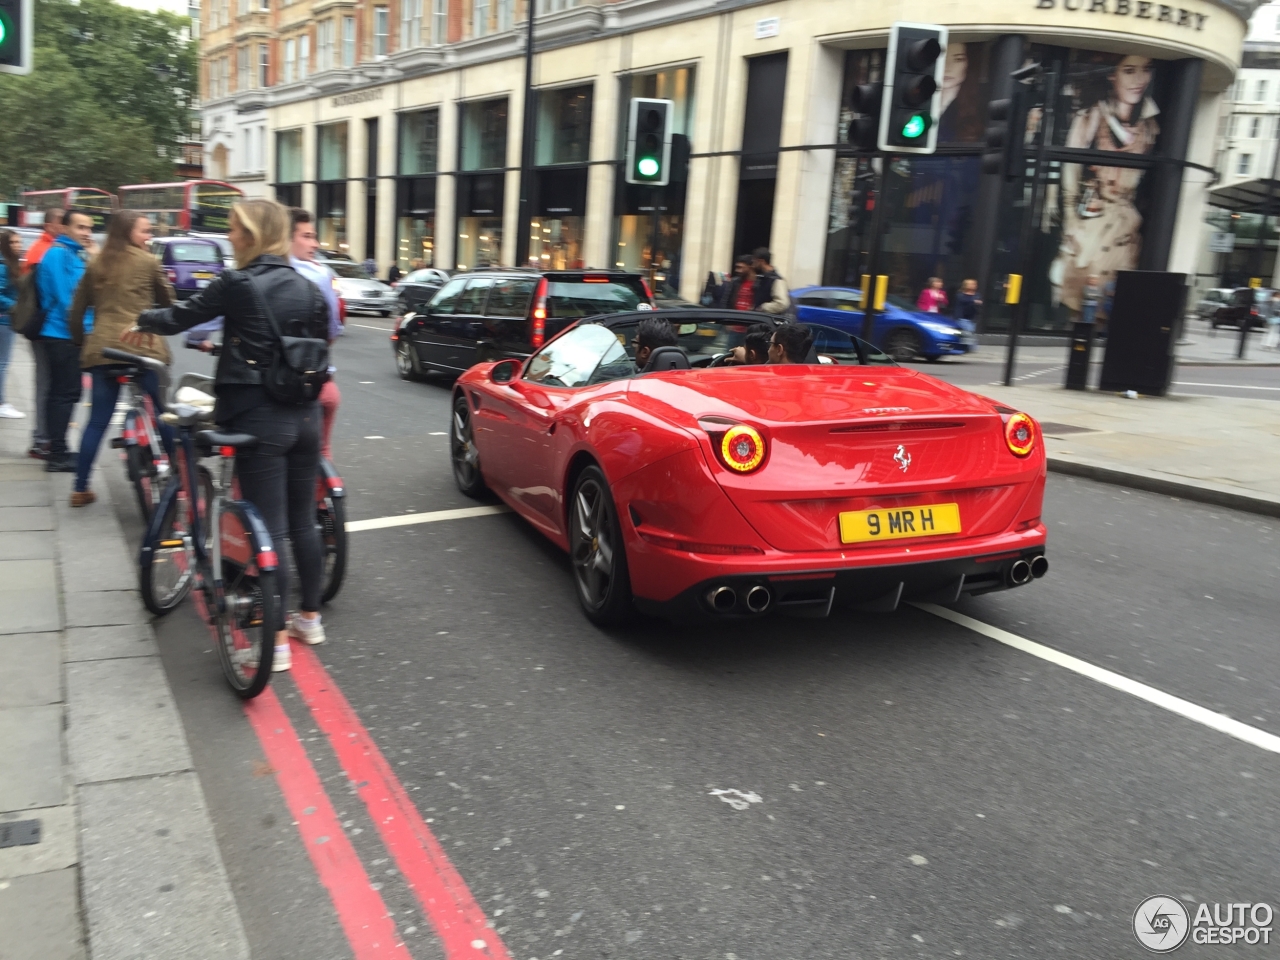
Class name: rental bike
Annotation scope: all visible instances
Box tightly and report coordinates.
[101,347,172,521]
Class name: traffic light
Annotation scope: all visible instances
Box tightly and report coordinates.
[0,0,32,76]
[981,92,1028,179]
[625,98,673,186]
[880,21,947,154]
[847,82,883,152]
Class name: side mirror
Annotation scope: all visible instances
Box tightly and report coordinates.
[490,359,521,383]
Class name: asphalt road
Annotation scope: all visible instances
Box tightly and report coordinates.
[105,318,1280,960]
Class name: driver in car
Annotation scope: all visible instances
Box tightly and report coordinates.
[633,317,679,370]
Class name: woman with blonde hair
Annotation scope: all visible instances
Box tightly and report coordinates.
[136,199,331,674]
[67,211,175,506]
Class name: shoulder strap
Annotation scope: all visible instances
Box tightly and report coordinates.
[241,271,286,346]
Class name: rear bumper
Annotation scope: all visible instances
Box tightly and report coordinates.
[633,543,1048,621]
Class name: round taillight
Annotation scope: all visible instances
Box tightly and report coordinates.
[720,425,766,473]
[1005,412,1036,457]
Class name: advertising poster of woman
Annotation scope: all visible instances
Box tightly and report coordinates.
[1049,53,1161,320]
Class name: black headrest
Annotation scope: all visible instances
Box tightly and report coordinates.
[642,345,690,373]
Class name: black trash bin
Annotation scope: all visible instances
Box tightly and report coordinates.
[1064,320,1095,391]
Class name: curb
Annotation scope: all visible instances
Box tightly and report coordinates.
[1047,456,1280,519]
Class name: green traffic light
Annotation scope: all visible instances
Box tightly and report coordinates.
[0,16,7,47]
[637,157,659,177]
[901,114,928,139]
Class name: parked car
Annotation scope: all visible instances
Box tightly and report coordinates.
[148,237,225,299]
[1211,287,1270,330]
[791,285,970,362]
[324,259,398,316]
[190,233,235,268]
[393,269,654,378]
[394,267,451,316]
[1194,287,1233,321]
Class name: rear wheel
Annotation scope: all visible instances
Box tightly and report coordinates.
[126,443,161,521]
[317,489,347,604]
[396,341,422,381]
[569,466,632,627]
[885,328,922,362]
[212,501,277,700]
[450,394,486,498]
[140,489,194,615]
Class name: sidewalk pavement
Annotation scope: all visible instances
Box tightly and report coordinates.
[978,381,1280,518]
[0,342,249,960]
[978,324,1280,366]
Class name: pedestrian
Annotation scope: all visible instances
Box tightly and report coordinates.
[721,254,787,312]
[135,198,331,674]
[1080,274,1102,325]
[387,262,403,285]
[35,210,96,473]
[953,278,982,349]
[22,208,64,458]
[751,248,792,315]
[66,211,175,507]
[917,276,948,314]
[288,208,343,460]
[0,229,25,419]
[1263,290,1280,350]
[362,256,376,278]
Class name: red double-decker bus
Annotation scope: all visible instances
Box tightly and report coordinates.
[116,180,243,234]
[20,188,118,229]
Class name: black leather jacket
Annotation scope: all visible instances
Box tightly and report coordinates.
[137,255,328,389]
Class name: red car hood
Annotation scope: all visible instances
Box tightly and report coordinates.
[626,366,1042,553]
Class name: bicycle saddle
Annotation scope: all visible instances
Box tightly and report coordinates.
[161,403,217,427]
[101,347,167,371]
[197,430,260,451]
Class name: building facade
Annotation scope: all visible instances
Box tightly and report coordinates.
[199,0,1257,331]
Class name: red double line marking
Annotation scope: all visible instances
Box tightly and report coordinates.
[245,689,413,959]
[289,644,514,960]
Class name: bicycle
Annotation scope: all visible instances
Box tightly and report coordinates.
[137,371,279,698]
[102,347,171,521]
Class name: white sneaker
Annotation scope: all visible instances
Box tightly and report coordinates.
[271,643,292,672]
[287,613,325,645]
[0,404,25,419]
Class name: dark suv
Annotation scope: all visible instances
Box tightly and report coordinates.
[1211,287,1269,330]
[392,269,653,378]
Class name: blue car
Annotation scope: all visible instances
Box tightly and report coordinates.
[792,285,972,362]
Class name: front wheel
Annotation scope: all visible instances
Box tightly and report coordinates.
[212,500,278,699]
[450,394,486,498]
[126,442,162,522]
[396,341,421,381]
[569,466,632,626]
[140,485,195,615]
[317,489,347,604]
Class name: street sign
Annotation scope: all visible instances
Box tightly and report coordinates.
[1208,231,1235,254]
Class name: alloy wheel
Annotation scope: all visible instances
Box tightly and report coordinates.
[571,478,615,610]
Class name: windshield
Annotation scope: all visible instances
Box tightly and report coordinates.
[328,262,373,279]
[167,242,221,264]
[605,317,896,366]
[546,277,647,319]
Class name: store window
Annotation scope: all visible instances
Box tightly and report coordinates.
[317,122,350,253]
[275,129,303,207]
[458,99,508,268]
[397,109,440,269]
[528,85,591,269]
[612,67,695,296]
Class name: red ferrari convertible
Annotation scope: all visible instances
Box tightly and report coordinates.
[448,310,1048,624]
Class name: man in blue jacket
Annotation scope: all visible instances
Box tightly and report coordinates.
[37,210,95,472]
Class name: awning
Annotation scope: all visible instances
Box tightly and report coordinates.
[1207,178,1280,215]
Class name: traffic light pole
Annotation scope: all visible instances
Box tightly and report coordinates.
[1002,64,1058,388]
[859,158,889,344]
[514,1,537,269]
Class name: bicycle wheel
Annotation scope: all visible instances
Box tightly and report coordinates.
[140,486,195,615]
[126,442,161,522]
[212,500,278,699]
[317,489,347,604]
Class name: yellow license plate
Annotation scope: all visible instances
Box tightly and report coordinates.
[839,502,962,544]
[194,272,213,279]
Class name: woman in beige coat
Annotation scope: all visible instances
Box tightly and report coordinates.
[67,211,175,506]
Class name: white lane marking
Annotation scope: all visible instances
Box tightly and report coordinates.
[363,435,385,439]
[709,788,762,810]
[348,322,394,332]
[428,431,447,436]
[915,603,1280,755]
[1173,381,1280,391]
[346,504,511,532]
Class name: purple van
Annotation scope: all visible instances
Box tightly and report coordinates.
[149,237,225,299]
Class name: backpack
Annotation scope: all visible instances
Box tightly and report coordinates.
[244,273,330,405]
[11,264,46,341]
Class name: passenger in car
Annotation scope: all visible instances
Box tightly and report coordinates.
[728,323,773,365]
[633,317,679,370]
[768,322,814,364]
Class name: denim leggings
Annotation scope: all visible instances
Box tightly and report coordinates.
[225,400,324,627]
[75,366,174,493]
[0,324,13,404]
